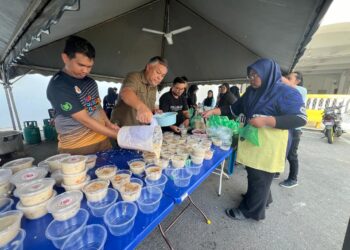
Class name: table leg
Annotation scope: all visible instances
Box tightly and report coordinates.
[165,201,191,233]
[158,224,174,250]
[218,160,225,196]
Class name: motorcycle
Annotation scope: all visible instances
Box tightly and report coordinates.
[322,105,343,144]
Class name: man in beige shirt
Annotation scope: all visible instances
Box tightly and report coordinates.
[111,56,168,126]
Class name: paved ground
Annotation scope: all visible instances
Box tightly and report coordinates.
[5,129,349,250]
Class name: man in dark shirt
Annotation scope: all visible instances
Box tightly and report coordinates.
[159,77,190,133]
[47,36,119,155]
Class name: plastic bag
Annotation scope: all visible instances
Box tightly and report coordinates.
[238,124,260,146]
[207,115,240,135]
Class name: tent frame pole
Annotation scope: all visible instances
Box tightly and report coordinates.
[1,64,21,130]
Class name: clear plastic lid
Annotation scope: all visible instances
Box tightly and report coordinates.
[60,155,87,165]
[14,178,55,197]
[45,154,71,162]
[47,190,83,214]
[2,157,34,168]
[10,167,48,186]
[86,154,97,162]
[37,161,50,170]
[0,169,12,185]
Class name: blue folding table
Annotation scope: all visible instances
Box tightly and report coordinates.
[20,147,233,250]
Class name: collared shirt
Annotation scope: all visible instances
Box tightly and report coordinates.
[111,71,157,126]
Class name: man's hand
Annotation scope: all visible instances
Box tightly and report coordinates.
[170,125,180,133]
[136,104,153,123]
[202,108,221,119]
[249,116,276,128]
[154,109,163,114]
[106,122,120,133]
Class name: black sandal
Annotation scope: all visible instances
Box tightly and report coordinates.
[225,208,247,220]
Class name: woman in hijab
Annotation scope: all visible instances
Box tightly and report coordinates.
[203,58,307,221]
[202,90,216,110]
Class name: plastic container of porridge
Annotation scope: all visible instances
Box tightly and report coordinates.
[0,169,13,197]
[85,154,97,169]
[190,154,204,165]
[62,175,90,191]
[128,159,146,175]
[10,167,48,188]
[16,190,57,219]
[45,154,71,172]
[95,165,117,180]
[14,178,55,206]
[60,155,87,175]
[0,210,23,247]
[145,164,162,181]
[82,179,109,202]
[0,198,14,213]
[0,228,26,250]
[2,157,34,174]
[47,190,83,221]
[62,168,87,186]
[171,155,186,168]
[119,178,143,202]
[111,170,132,191]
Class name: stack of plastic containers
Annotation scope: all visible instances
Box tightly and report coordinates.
[0,169,13,198]
[60,155,90,191]
[0,210,25,249]
[15,178,56,219]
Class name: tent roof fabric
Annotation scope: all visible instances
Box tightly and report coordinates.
[0,0,332,83]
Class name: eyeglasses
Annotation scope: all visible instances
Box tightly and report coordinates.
[247,73,259,80]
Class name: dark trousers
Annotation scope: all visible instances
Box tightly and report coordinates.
[239,167,274,221]
[287,130,302,181]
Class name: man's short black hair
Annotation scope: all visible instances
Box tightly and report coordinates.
[173,76,187,85]
[148,56,168,68]
[294,71,303,86]
[63,36,95,59]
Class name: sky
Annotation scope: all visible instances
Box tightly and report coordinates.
[1,0,349,130]
[320,0,350,26]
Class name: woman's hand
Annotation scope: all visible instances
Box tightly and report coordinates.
[249,116,276,128]
[202,108,221,118]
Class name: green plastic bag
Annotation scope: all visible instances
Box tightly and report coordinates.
[207,115,240,135]
[238,124,260,146]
